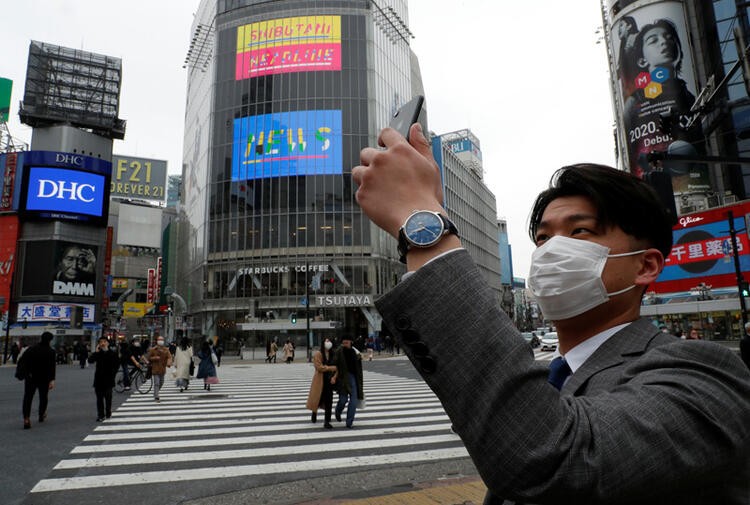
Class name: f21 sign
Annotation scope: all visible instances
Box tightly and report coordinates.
[22,166,108,224]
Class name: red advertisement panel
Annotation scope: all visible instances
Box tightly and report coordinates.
[0,215,19,312]
[1,152,17,211]
[147,268,156,304]
[651,201,750,293]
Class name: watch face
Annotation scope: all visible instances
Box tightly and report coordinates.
[404,211,444,247]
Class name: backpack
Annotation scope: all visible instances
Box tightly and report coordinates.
[15,349,29,381]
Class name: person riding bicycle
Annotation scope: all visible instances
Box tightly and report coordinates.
[117,338,135,391]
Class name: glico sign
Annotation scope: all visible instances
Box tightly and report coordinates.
[20,151,111,225]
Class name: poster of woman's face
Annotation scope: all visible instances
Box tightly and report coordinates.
[610,1,710,193]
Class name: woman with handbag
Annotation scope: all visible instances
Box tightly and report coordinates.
[173,336,194,392]
[306,338,337,429]
[196,340,218,391]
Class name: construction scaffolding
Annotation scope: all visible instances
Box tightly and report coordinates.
[19,41,126,139]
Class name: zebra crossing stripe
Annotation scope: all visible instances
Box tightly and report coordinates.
[33,447,469,492]
[55,433,460,470]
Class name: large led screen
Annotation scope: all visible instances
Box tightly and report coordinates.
[236,16,341,80]
[651,202,750,294]
[232,109,343,180]
[24,166,106,218]
[609,1,708,193]
[21,240,99,298]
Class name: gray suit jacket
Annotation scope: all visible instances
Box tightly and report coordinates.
[376,250,750,505]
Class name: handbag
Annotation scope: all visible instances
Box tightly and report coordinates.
[14,352,28,381]
[211,352,218,366]
[206,375,219,385]
[189,358,195,376]
[358,396,367,410]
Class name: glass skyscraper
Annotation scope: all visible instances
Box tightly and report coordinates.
[179,0,422,345]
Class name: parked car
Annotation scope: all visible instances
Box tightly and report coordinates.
[520,332,540,348]
[540,332,559,352]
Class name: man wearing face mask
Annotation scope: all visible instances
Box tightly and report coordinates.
[147,336,172,402]
[352,123,750,505]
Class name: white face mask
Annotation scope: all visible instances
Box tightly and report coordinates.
[157,339,165,346]
[528,235,645,321]
[324,341,333,350]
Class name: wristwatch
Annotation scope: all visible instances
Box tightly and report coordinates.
[397,210,459,263]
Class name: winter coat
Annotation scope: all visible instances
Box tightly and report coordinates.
[147,346,172,376]
[283,342,294,360]
[196,350,217,379]
[306,349,336,411]
[21,343,56,384]
[88,349,119,389]
[333,346,363,397]
[173,346,194,381]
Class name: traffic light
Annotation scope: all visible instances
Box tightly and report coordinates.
[321,277,336,285]
[290,312,297,324]
[741,282,749,298]
[70,305,83,329]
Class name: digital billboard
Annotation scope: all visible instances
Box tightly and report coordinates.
[21,240,99,299]
[609,2,709,193]
[232,109,343,180]
[20,151,111,225]
[236,15,341,80]
[111,155,167,202]
[651,202,750,293]
[0,215,19,313]
[25,167,105,216]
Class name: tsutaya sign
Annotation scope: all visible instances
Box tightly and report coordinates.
[315,294,373,307]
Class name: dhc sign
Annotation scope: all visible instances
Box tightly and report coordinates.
[25,167,105,217]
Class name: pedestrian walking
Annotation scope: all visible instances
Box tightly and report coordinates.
[10,341,20,364]
[173,336,194,392]
[87,336,119,421]
[283,339,295,364]
[75,339,89,368]
[266,339,278,363]
[196,340,218,390]
[146,336,172,402]
[332,335,364,429]
[19,331,56,429]
[214,342,223,366]
[306,338,337,429]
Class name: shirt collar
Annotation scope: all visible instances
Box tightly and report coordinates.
[556,322,631,373]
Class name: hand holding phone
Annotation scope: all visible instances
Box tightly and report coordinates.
[389,95,425,141]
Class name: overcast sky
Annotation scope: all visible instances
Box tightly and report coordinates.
[2,0,615,278]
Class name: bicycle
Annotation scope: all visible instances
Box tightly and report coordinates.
[114,364,152,394]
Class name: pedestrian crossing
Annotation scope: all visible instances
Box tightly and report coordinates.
[29,364,468,500]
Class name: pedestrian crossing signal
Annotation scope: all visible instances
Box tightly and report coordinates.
[742,282,749,298]
[290,312,297,324]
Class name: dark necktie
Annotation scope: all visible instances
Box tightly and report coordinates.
[548,356,572,390]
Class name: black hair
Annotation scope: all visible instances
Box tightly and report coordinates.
[40,332,54,345]
[180,336,189,351]
[528,164,673,259]
[634,18,682,74]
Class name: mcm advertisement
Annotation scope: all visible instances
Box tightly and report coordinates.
[232,109,343,180]
[650,201,750,294]
[236,16,342,80]
[21,240,99,298]
[610,1,709,193]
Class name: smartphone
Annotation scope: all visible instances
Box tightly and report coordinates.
[389,95,425,141]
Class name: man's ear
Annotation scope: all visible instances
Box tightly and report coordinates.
[635,248,665,286]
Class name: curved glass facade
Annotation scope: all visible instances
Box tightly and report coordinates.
[180,0,417,346]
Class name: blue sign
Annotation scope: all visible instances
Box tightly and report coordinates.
[24,151,112,174]
[25,166,106,217]
[232,109,343,180]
